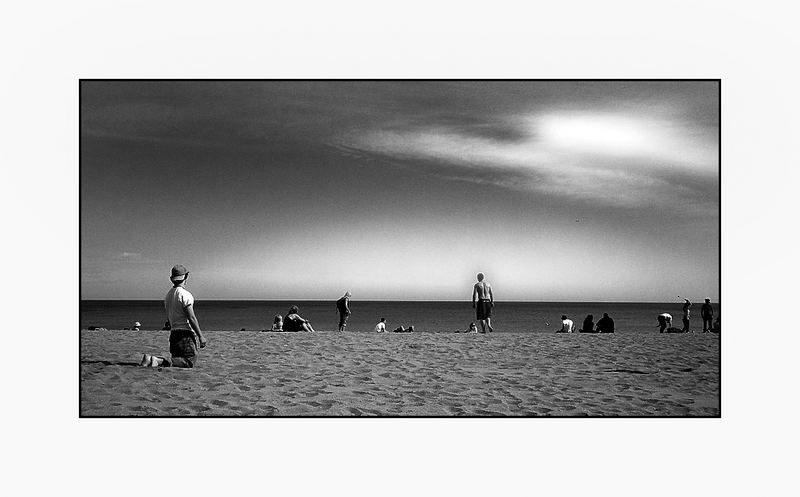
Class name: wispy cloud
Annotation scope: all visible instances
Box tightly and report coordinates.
[338,110,717,214]
[115,252,163,264]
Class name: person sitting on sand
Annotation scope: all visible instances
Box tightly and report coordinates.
[558,315,574,333]
[272,314,283,331]
[580,314,595,333]
[596,313,615,333]
[657,313,672,333]
[132,321,141,331]
[140,264,207,368]
[375,317,386,333]
[469,322,479,333]
[284,305,315,332]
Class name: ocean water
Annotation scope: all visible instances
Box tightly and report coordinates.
[80,300,718,333]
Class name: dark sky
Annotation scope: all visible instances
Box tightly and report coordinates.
[81,81,719,300]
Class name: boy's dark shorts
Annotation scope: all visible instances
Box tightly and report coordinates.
[169,329,197,368]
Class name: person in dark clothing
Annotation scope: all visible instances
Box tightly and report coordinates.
[700,298,714,333]
[284,305,315,332]
[580,314,595,333]
[336,291,351,331]
[596,313,615,333]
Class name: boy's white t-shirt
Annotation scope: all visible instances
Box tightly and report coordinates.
[165,286,194,330]
[561,318,574,333]
[374,322,386,332]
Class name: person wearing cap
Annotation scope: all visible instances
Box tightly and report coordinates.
[336,291,352,332]
[140,264,207,368]
[700,298,714,333]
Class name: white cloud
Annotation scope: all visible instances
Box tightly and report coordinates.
[340,111,717,214]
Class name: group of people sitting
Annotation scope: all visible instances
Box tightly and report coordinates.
[557,313,616,333]
[265,305,316,332]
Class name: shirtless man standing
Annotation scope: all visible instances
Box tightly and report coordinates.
[472,272,494,333]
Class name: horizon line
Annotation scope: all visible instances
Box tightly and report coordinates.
[80,298,709,303]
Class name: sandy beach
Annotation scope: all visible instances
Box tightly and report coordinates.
[80,330,719,416]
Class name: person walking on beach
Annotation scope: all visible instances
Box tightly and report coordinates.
[336,291,351,332]
[472,273,494,333]
[681,298,692,332]
[140,264,207,368]
[596,313,615,333]
[701,298,714,333]
[374,317,386,333]
[558,315,575,333]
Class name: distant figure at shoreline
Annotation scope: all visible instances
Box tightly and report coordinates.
[657,313,673,333]
[336,291,352,332]
[374,317,386,333]
[284,305,315,332]
[596,313,615,333]
[681,298,692,332]
[140,264,207,368]
[455,323,479,333]
[472,273,494,333]
[272,314,284,332]
[558,315,575,333]
[132,321,141,331]
[701,298,714,333]
[580,314,595,333]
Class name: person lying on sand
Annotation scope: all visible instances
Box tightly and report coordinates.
[284,306,315,332]
[392,325,414,333]
[141,264,207,368]
[454,323,480,333]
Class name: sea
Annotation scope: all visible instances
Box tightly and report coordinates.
[80,300,717,333]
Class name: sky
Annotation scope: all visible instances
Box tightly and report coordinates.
[81,81,719,301]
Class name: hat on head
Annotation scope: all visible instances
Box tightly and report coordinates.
[134,322,141,327]
[170,264,189,281]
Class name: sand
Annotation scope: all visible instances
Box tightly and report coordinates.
[80,330,720,416]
